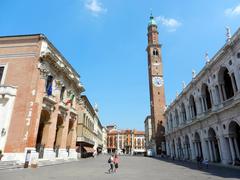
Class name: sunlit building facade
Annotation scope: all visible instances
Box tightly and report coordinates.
[0,34,84,163]
[165,28,240,165]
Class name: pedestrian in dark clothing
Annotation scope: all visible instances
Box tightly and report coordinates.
[197,156,202,169]
[108,155,114,173]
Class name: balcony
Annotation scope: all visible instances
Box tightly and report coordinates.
[222,97,234,107]
[42,95,57,112]
[43,94,57,104]
[0,85,17,98]
[77,136,95,145]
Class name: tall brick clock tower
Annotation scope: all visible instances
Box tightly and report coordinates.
[146,14,166,155]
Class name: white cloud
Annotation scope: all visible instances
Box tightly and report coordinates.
[225,4,240,17]
[156,16,181,32]
[85,0,107,16]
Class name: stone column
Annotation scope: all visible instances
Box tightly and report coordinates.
[202,97,206,112]
[171,142,176,157]
[199,97,204,113]
[230,73,237,94]
[207,140,213,161]
[205,140,210,161]
[233,68,240,92]
[217,138,223,161]
[166,141,169,156]
[169,142,172,157]
[189,137,195,160]
[55,125,65,147]
[183,144,186,159]
[211,88,218,106]
[67,118,77,159]
[219,136,232,164]
[41,121,52,146]
[228,137,236,163]
[211,141,217,162]
[185,105,190,122]
[196,98,202,116]
[174,140,178,158]
[57,111,71,159]
[209,90,214,107]
[166,141,171,156]
[194,142,198,157]
[233,137,240,158]
[197,143,201,156]
[221,84,227,101]
[42,107,59,160]
[205,141,209,160]
[216,85,223,103]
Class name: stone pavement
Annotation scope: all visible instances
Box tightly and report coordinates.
[0,155,239,180]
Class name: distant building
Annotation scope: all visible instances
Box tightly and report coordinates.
[77,95,103,158]
[106,125,145,155]
[132,130,145,155]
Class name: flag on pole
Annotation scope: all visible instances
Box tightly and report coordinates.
[47,84,52,96]
[65,94,75,105]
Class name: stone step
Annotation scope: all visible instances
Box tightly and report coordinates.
[0,161,23,170]
[37,159,77,167]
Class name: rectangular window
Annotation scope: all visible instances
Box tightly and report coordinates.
[0,67,4,83]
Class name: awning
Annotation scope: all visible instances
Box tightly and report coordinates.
[83,146,95,153]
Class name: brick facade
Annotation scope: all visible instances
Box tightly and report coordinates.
[0,34,84,162]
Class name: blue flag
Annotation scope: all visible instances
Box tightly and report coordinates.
[47,84,52,96]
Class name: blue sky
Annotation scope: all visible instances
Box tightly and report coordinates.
[1,0,240,130]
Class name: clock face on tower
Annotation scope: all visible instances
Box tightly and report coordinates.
[152,76,164,87]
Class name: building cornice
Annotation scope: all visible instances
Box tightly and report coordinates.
[40,39,85,93]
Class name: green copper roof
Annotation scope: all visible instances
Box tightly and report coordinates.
[148,14,157,27]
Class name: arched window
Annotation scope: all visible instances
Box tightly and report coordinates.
[215,85,221,104]
[153,49,159,56]
[170,113,173,130]
[166,118,169,132]
[181,103,187,124]
[175,109,179,127]
[60,86,66,101]
[0,66,4,83]
[237,52,240,59]
[218,67,234,100]
[231,72,238,92]
[201,83,212,110]
[189,95,197,118]
[46,75,53,96]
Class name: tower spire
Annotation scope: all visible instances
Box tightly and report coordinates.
[150,8,153,18]
[148,12,157,27]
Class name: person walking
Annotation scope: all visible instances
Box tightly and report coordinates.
[113,154,119,173]
[108,155,114,173]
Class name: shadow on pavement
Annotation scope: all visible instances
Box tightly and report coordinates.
[150,157,240,179]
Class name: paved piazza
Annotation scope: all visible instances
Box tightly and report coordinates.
[0,155,239,180]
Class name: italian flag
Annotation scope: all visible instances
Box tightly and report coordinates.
[65,94,75,105]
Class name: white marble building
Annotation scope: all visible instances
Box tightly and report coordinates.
[164,27,240,165]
